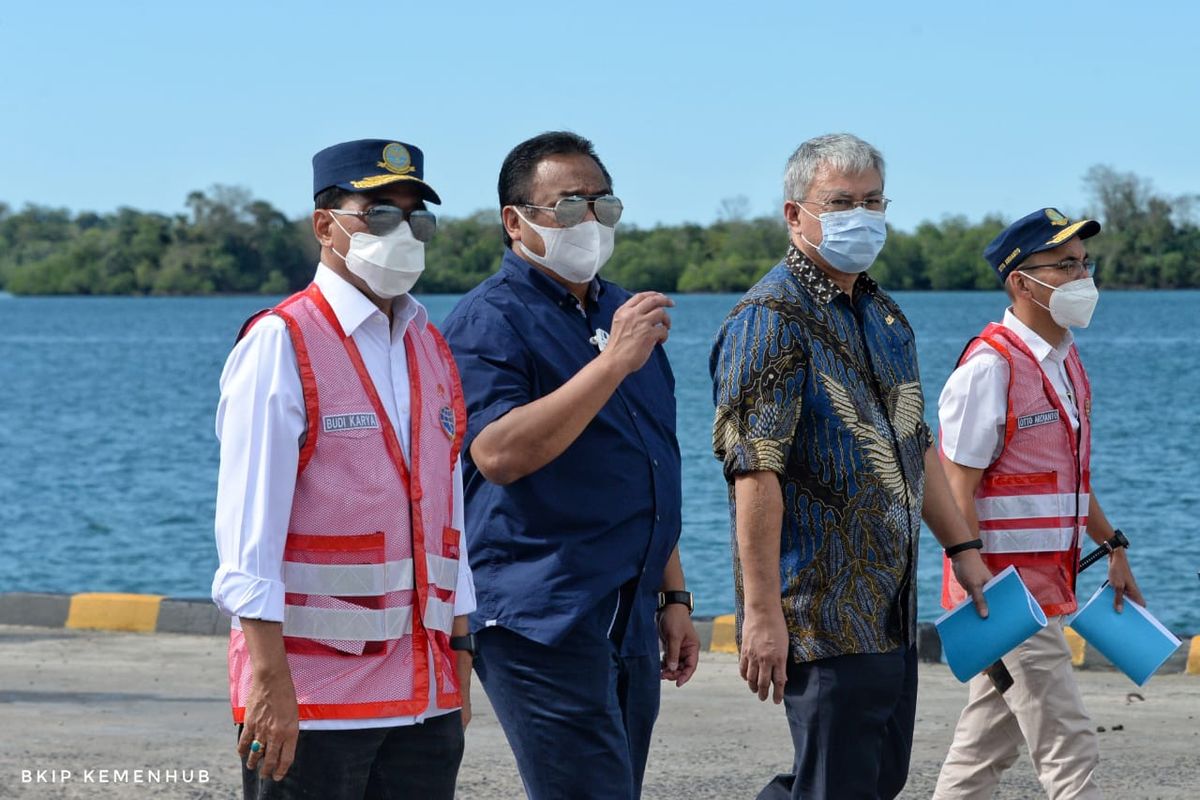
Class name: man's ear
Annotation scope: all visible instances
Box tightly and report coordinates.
[1008,271,1031,299]
[501,206,523,244]
[783,200,803,234]
[312,209,334,248]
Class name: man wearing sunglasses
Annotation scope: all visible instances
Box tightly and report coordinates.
[934,209,1144,799]
[441,131,698,799]
[213,139,475,800]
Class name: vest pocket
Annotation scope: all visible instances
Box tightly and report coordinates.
[281,531,416,655]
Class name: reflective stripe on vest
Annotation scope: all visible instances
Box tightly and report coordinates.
[282,559,416,596]
[976,492,1090,553]
[284,604,414,641]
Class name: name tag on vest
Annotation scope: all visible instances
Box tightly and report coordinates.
[323,413,380,433]
[1017,409,1060,430]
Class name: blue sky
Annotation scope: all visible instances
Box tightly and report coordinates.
[2,1,1197,232]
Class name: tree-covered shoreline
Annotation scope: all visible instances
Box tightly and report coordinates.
[2,166,1196,296]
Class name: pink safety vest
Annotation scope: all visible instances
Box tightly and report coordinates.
[941,322,1091,617]
[227,284,467,722]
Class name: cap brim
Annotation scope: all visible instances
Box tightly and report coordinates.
[1031,218,1101,255]
[335,174,442,205]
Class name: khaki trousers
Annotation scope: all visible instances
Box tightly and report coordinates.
[933,617,1101,799]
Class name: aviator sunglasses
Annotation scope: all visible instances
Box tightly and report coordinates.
[329,205,438,243]
[520,194,624,227]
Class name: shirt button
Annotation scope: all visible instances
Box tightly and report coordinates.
[632,411,638,418]
[655,514,661,522]
[652,459,659,468]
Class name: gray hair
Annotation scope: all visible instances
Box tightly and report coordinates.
[783,133,886,202]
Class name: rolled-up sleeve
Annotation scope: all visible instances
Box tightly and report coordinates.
[710,303,807,480]
[441,308,534,456]
[211,316,305,622]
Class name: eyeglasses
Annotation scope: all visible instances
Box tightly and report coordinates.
[329,206,437,242]
[798,197,890,212]
[1019,258,1096,278]
[520,194,624,227]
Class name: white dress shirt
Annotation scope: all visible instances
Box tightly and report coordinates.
[939,308,1081,469]
[212,264,475,728]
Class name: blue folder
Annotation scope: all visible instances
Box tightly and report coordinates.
[935,565,1047,682]
[1068,583,1182,686]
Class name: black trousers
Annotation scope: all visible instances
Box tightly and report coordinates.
[758,646,918,800]
[472,583,660,799]
[239,711,463,800]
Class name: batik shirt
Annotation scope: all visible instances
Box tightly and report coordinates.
[711,246,932,662]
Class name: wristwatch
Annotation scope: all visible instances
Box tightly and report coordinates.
[449,634,475,656]
[657,590,694,614]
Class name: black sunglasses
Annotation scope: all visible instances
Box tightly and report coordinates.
[330,206,437,242]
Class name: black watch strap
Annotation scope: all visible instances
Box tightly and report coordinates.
[449,633,475,655]
[945,538,984,558]
[657,590,694,614]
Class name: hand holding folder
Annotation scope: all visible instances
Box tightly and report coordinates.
[1068,583,1181,686]
[935,566,1047,683]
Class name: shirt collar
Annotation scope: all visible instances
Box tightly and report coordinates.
[783,245,877,304]
[1002,307,1073,364]
[313,262,428,338]
[501,248,604,312]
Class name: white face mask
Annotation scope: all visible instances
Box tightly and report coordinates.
[799,205,888,274]
[514,209,615,284]
[1022,273,1099,328]
[331,215,425,299]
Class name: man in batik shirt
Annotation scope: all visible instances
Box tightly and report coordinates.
[711,133,990,800]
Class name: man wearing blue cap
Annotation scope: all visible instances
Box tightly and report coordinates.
[213,139,475,800]
[440,130,699,799]
[934,208,1144,798]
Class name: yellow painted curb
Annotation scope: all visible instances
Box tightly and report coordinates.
[1187,636,1200,676]
[1064,626,1087,667]
[711,614,739,654]
[66,593,163,633]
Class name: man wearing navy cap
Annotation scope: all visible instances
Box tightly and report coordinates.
[213,139,475,800]
[440,130,699,799]
[934,208,1144,798]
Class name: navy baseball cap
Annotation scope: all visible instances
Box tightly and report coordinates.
[984,208,1100,284]
[312,139,441,204]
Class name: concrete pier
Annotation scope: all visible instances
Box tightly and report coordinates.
[1,624,1198,798]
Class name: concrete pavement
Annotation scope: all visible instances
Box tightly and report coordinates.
[1,625,1197,799]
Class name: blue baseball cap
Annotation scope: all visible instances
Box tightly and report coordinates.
[984,208,1100,285]
[312,139,441,204]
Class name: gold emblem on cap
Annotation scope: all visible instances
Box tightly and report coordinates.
[379,143,414,175]
[1048,220,1088,245]
[1045,208,1069,226]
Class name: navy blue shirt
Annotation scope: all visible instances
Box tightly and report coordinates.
[441,248,682,657]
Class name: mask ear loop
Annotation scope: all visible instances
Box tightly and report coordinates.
[327,210,353,263]
[512,207,552,266]
[1017,270,1057,316]
[789,201,822,253]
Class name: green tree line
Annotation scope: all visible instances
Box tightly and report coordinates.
[2,166,1197,296]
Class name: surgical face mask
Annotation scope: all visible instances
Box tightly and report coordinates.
[799,205,888,274]
[331,214,425,298]
[514,209,615,284]
[1021,272,1100,329]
